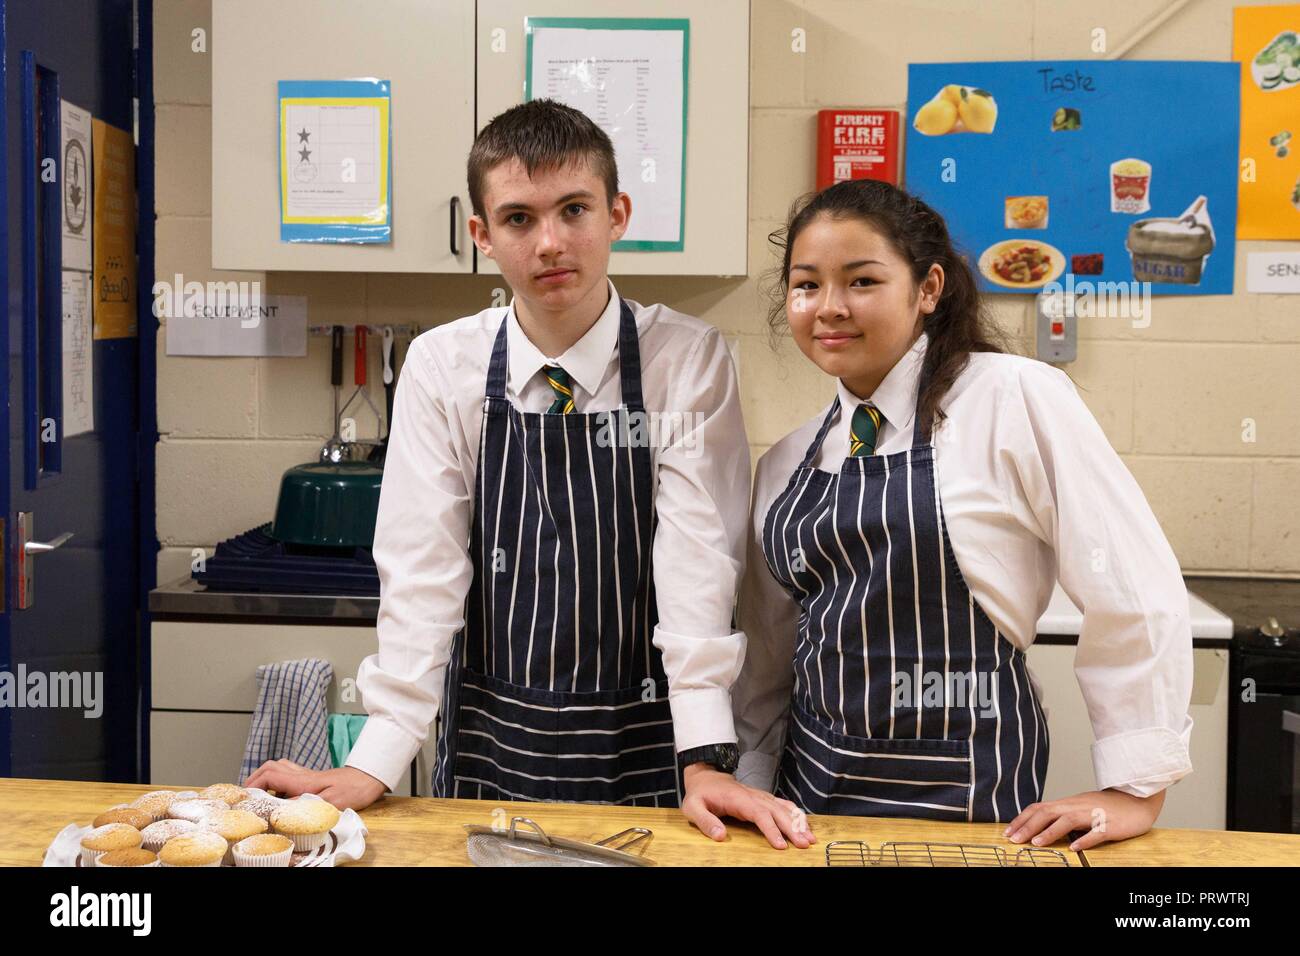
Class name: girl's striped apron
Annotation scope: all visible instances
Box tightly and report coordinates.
[760,375,1049,822]
[432,301,680,806]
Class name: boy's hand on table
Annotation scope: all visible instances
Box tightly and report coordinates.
[1003,787,1166,852]
[680,764,816,850]
[243,760,388,812]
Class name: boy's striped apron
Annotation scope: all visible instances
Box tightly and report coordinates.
[432,301,680,806]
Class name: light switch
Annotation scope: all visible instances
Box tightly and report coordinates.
[1036,291,1077,363]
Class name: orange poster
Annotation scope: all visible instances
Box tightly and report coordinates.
[91,118,136,338]
[1234,5,1300,239]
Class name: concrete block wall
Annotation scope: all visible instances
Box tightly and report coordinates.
[153,0,1300,583]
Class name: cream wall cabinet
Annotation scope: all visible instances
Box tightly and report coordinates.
[211,0,748,275]
[475,0,750,277]
[212,0,476,273]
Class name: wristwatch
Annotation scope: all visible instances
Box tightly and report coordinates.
[677,743,740,775]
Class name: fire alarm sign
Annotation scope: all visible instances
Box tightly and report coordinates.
[816,109,900,190]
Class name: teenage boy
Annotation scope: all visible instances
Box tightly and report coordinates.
[246,99,813,850]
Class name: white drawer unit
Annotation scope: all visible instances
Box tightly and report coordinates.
[150,620,439,795]
[1026,643,1229,830]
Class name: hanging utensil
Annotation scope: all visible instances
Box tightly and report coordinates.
[339,326,383,427]
[368,325,396,464]
[320,325,348,463]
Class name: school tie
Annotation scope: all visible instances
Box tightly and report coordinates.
[849,402,883,457]
[545,364,576,414]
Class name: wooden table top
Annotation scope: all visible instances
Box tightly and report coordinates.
[3,778,1297,867]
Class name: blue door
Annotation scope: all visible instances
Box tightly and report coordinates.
[0,0,143,781]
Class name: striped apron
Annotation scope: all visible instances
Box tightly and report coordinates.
[760,378,1049,822]
[432,301,681,806]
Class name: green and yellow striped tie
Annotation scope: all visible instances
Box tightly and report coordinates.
[849,402,883,457]
[545,364,576,414]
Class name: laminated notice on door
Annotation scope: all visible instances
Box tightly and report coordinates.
[61,271,93,437]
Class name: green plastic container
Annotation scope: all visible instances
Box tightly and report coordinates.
[270,461,384,548]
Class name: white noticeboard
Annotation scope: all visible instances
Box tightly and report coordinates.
[526,19,687,251]
[61,271,94,437]
[165,292,308,357]
[60,100,93,272]
[1246,252,1300,293]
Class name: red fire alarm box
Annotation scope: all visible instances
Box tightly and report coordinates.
[816,109,900,190]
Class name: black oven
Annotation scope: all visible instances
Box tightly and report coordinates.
[1191,575,1300,834]
[1228,622,1300,833]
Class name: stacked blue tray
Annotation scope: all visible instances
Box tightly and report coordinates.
[192,523,379,595]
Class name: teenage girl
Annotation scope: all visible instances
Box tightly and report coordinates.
[733,180,1192,852]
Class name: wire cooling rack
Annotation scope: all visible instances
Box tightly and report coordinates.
[825,840,1071,867]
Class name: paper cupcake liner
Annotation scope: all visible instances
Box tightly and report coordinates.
[284,830,327,853]
[214,840,264,866]
[98,858,160,868]
[159,859,223,867]
[232,845,293,868]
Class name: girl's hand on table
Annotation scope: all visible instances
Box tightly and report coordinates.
[680,764,816,850]
[1003,787,1167,852]
[243,760,387,811]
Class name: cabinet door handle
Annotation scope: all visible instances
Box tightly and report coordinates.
[449,195,461,257]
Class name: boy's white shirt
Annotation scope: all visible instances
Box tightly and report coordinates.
[346,278,750,791]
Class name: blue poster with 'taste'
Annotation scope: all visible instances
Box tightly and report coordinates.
[904,61,1239,296]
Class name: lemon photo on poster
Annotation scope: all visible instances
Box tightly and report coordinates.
[912,84,998,135]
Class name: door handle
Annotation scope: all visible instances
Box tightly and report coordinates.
[15,512,72,610]
[24,531,74,555]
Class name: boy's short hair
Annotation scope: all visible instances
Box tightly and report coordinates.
[467,98,619,220]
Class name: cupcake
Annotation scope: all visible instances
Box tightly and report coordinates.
[271,800,340,853]
[166,798,228,823]
[139,818,197,853]
[231,833,294,868]
[200,809,268,865]
[233,795,285,824]
[97,848,160,868]
[80,823,143,867]
[200,783,249,807]
[129,790,181,823]
[92,807,153,830]
[158,831,227,867]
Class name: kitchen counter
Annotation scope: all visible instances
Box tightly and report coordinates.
[3,778,1298,867]
[148,576,377,622]
[1183,575,1300,636]
[149,575,1234,644]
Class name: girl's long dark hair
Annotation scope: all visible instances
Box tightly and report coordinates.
[764,179,1011,436]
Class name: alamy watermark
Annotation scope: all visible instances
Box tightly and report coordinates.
[593,410,707,459]
[0,666,103,718]
[1039,275,1153,328]
[151,273,265,328]
[892,666,998,718]
[50,887,150,935]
